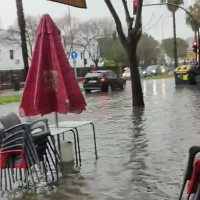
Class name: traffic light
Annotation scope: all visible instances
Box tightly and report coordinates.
[193,41,198,53]
[84,58,87,65]
[133,0,138,15]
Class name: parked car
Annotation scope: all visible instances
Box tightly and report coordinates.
[122,67,144,79]
[143,65,168,77]
[122,68,130,79]
[82,70,126,93]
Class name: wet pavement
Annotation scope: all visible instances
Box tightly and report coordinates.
[1,78,200,199]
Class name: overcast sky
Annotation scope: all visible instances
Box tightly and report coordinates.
[0,0,194,41]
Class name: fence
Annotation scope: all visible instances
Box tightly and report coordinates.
[0,69,25,89]
[76,66,124,77]
[0,66,124,90]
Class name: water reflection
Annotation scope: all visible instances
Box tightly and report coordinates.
[143,81,146,96]
[2,78,200,200]
[153,80,157,95]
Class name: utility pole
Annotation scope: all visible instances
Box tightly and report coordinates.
[68,5,77,78]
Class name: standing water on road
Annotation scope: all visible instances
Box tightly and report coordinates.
[1,78,200,200]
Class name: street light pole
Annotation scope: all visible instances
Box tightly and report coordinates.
[68,5,77,78]
[143,3,200,68]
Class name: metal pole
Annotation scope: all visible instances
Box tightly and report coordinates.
[55,112,59,127]
[68,5,77,78]
[143,3,200,68]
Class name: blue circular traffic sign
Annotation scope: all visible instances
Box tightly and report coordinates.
[71,51,78,59]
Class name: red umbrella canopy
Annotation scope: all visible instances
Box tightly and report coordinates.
[19,14,86,117]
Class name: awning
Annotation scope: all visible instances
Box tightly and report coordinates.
[48,0,87,8]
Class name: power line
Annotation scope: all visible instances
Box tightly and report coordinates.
[143,13,155,29]
[144,14,164,33]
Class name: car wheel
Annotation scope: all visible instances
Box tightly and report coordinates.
[85,89,91,93]
[120,83,125,90]
[101,84,111,92]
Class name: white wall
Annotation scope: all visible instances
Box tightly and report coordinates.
[67,44,95,68]
[0,43,23,71]
[0,29,100,70]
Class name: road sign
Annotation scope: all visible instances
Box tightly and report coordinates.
[187,51,197,58]
[71,51,78,60]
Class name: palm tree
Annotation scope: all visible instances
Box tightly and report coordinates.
[16,0,29,80]
[186,4,200,42]
[161,0,183,68]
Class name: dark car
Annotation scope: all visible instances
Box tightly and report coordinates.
[82,70,126,93]
[143,65,168,77]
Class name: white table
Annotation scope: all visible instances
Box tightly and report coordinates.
[49,126,79,167]
[50,121,98,166]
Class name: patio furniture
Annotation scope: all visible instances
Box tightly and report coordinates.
[49,127,79,167]
[50,121,98,166]
[0,113,60,190]
[0,129,40,191]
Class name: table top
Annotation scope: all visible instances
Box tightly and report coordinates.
[49,126,74,136]
[51,121,93,129]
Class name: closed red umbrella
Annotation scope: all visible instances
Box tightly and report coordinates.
[19,14,86,117]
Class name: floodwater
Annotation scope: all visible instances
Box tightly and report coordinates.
[1,78,200,200]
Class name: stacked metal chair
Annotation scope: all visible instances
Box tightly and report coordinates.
[0,113,60,192]
[179,146,200,200]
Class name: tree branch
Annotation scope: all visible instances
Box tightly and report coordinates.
[122,0,134,30]
[104,0,126,47]
[134,0,143,31]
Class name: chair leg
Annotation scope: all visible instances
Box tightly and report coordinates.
[49,136,60,160]
[46,145,56,167]
[4,169,7,191]
[26,147,40,183]
[47,143,59,180]
[42,159,48,183]
[45,153,54,183]
[24,169,29,190]
[0,168,2,191]
[7,163,12,191]
[25,153,36,191]
[19,169,23,182]
[26,139,42,173]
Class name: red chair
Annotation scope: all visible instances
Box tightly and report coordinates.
[0,130,40,191]
[187,159,200,195]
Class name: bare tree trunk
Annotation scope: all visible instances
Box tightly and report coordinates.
[172,11,178,69]
[16,0,29,81]
[105,0,144,107]
[127,44,144,107]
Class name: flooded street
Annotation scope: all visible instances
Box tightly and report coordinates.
[1,78,200,200]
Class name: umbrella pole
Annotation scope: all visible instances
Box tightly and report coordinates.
[55,112,59,127]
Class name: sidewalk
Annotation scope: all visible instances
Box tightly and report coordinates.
[0,89,23,97]
[0,81,83,97]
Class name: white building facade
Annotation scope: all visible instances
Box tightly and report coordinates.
[0,29,99,72]
[0,30,24,71]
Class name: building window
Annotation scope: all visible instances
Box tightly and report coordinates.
[81,52,83,59]
[9,50,14,60]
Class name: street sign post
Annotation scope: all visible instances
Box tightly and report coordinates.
[71,51,77,79]
[71,51,78,60]
[187,51,197,58]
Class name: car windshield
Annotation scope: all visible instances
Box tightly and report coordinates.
[146,65,157,71]
[85,72,102,78]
